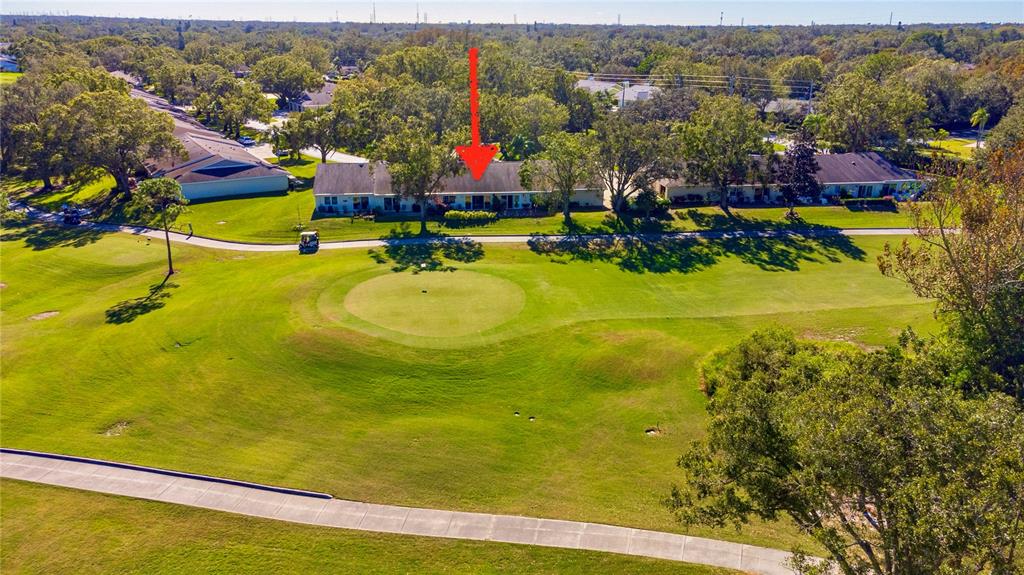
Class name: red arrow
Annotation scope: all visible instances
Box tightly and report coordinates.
[455,47,498,180]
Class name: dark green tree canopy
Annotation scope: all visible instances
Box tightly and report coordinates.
[673,328,1024,575]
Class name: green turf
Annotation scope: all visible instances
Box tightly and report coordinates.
[0,72,23,86]
[0,480,731,575]
[174,198,914,245]
[0,221,935,552]
[345,271,527,337]
[925,137,978,160]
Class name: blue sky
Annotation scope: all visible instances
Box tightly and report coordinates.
[3,1,1021,25]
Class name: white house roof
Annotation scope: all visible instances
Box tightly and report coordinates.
[574,78,661,102]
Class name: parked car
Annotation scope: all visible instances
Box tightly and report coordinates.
[237,136,256,146]
[298,230,320,254]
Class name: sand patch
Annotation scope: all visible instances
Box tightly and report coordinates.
[29,310,59,321]
[102,420,131,437]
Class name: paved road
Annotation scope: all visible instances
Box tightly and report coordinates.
[21,204,915,253]
[0,449,797,573]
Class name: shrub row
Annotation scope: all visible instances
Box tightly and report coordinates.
[443,210,498,227]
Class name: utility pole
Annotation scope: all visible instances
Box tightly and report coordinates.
[720,11,724,26]
[889,11,893,25]
[415,3,419,28]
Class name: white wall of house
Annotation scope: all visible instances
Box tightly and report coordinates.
[820,181,918,198]
[180,174,289,201]
[663,180,919,204]
[664,184,785,205]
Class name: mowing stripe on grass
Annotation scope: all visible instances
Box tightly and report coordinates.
[0,449,802,574]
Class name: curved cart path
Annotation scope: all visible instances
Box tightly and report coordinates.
[19,204,914,253]
[0,448,801,574]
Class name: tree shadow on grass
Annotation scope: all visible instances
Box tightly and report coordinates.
[0,219,110,251]
[529,213,866,274]
[559,211,676,236]
[105,277,178,324]
[367,223,484,273]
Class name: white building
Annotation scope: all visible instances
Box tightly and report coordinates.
[313,161,604,215]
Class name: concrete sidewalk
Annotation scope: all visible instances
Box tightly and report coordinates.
[0,449,797,574]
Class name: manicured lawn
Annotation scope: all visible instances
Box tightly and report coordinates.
[176,194,914,244]
[0,221,935,552]
[3,173,115,211]
[0,480,730,574]
[0,72,23,85]
[925,137,978,160]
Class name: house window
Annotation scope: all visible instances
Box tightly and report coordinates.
[354,196,369,211]
[442,195,456,205]
[471,195,485,210]
[383,197,400,212]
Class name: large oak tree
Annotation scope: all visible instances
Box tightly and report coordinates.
[678,94,768,213]
[66,90,184,197]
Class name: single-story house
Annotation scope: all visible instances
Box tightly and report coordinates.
[313,161,604,215]
[110,70,143,88]
[813,152,920,198]
[133,88,289,200]
[286,81,336,112]
[575,77,661,106]
[659,152,920,205]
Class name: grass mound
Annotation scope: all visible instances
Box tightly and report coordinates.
[344,271,526,337]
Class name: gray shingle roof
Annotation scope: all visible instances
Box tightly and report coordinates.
[131,87,287,183]
[814,152,917,184]
[314,161,538,197]
[660,152,917,188]
[301,82,336,109]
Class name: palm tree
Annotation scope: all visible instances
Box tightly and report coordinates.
[970,107,989,148]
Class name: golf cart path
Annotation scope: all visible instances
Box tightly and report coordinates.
[22,204,915,252]
[0,448,798,574]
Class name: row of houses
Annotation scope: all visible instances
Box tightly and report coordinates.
[312,152,920,216]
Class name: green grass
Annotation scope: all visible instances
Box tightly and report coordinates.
[0,72,23,86]
[1,480,730,574]
[175,195,914,245]
[0,220,935,553]
[2,173,115,211]
[925,137,978,160]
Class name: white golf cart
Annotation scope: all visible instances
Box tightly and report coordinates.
[298,230,320,254]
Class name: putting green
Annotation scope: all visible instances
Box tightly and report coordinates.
[343,271,526,337]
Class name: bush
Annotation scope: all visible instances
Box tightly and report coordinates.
[442,210,498,228]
